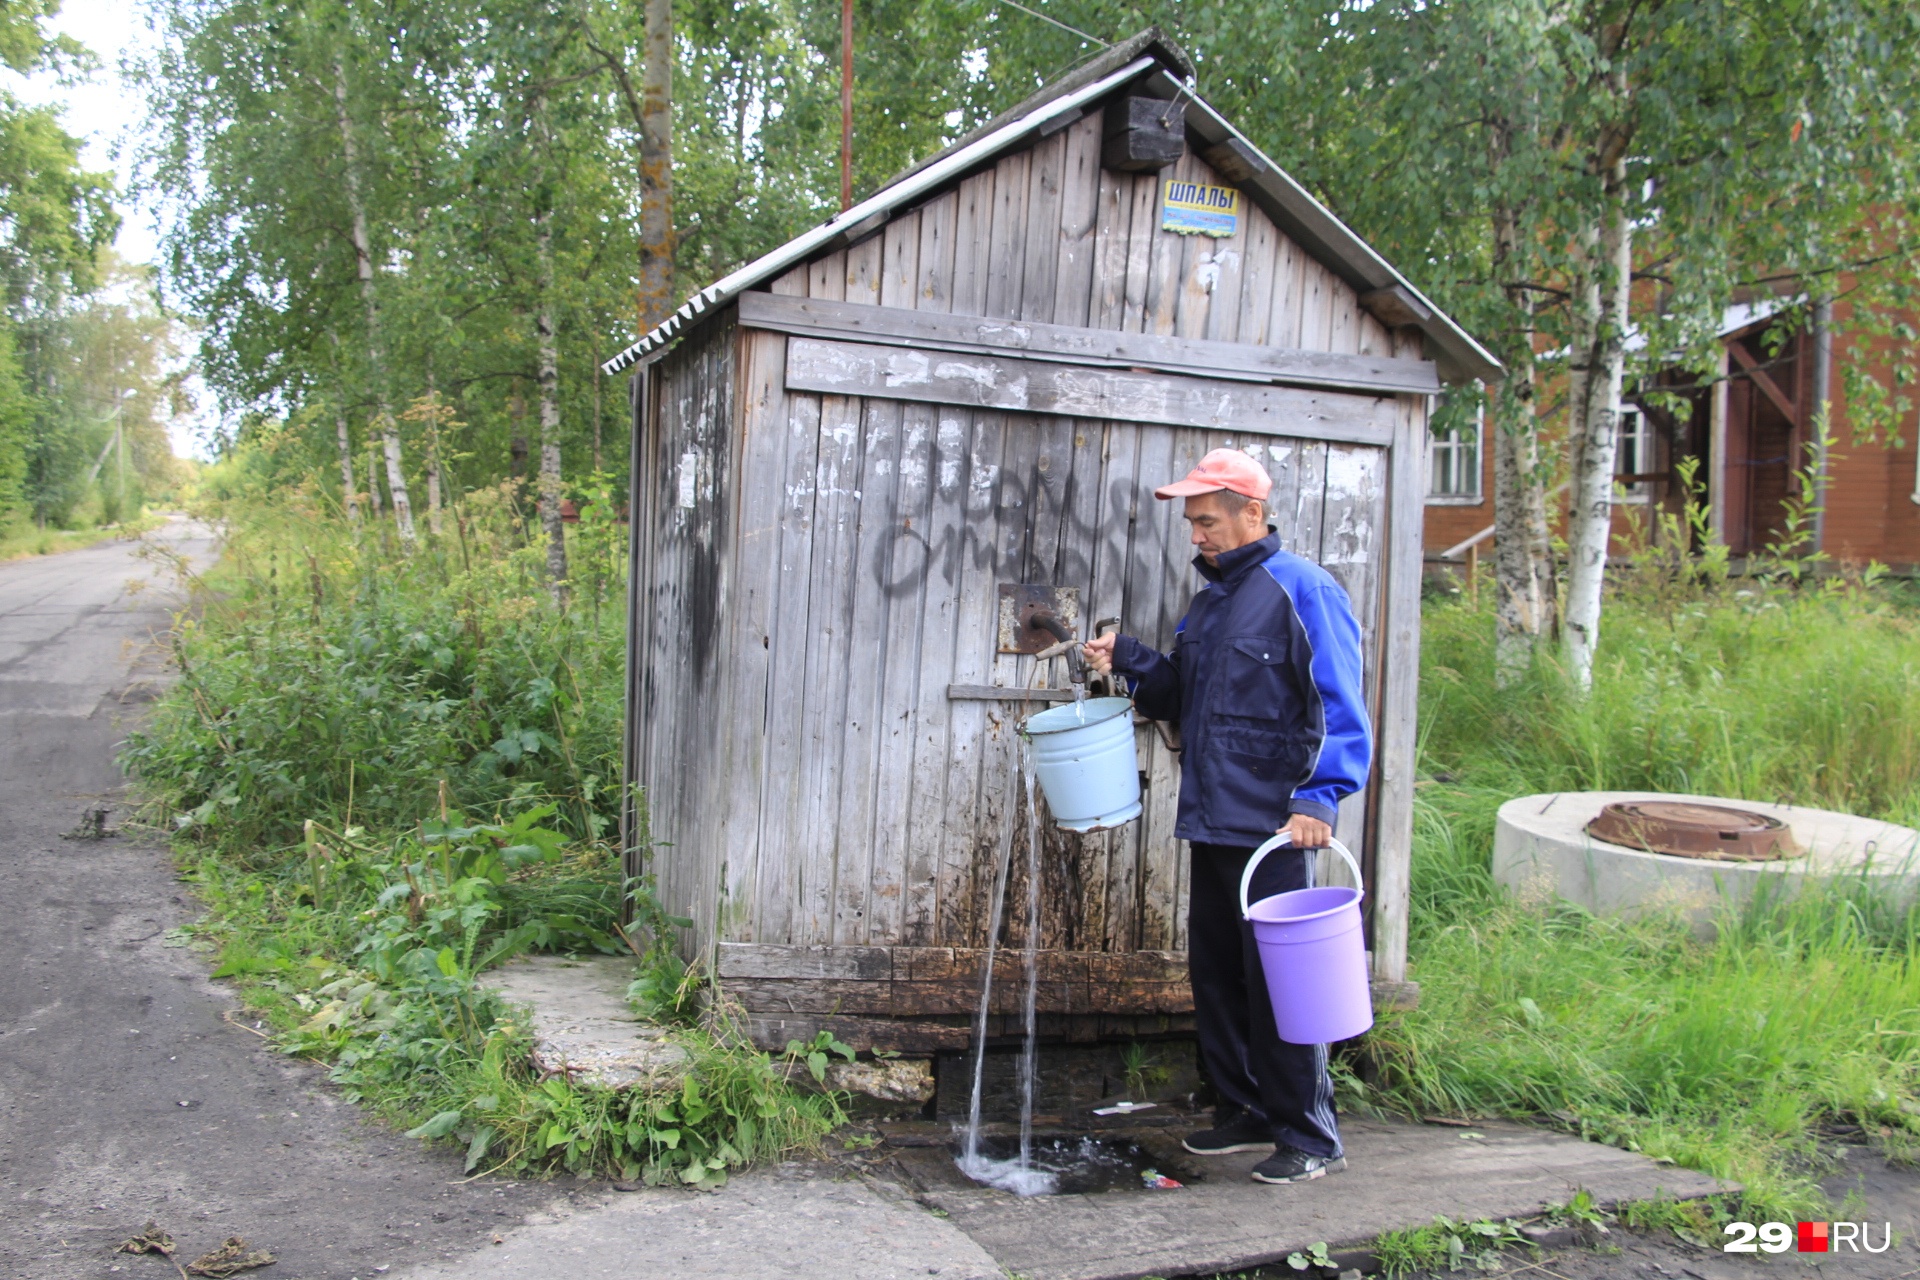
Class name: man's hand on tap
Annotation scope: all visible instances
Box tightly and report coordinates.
[1082,632,1117,675]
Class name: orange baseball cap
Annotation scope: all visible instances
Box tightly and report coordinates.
[1154,448,1273,501]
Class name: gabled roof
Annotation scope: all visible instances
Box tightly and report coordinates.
[602,30,1501,385]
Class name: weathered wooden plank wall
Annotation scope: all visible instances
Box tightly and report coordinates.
[629,315,737,931]
[634,103,1430,1016]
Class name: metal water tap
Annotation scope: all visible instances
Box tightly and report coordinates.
[1027,610,1088,687]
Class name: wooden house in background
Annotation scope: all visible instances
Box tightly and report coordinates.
[1426,298,1920,571]
[604,31,1500,1054]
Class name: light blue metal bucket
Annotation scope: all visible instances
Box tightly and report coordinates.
[1021,696,1143,832]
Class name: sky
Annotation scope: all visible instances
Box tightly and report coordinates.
[12,0,204,455]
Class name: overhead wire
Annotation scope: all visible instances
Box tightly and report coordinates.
[986,0,1109,48]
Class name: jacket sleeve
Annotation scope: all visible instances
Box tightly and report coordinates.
[1289,583,1372,825]
[1110,626,1182,722]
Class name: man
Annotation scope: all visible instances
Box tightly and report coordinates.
[1083,447,1371,1185]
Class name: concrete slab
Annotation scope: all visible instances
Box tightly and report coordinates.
[479,954,691,1089]
[389,1167,1002,1280]
[917,1117,1729,1280]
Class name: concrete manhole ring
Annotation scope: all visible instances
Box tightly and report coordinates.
[1493,791,1920,933]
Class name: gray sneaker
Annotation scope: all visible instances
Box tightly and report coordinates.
[1250,1146,1347,1183]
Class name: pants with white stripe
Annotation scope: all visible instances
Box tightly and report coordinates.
[1188,842,1343,1159]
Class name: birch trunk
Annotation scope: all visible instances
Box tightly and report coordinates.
[335,410,358,520]
[1489,197,1556,685]
[1561,153,1632,689]
[533,95,569,606]
[536,257,568,606]
[423,374,444,537]
[332,55,413,541]
[638,0,673,327]
[365,444,384,519]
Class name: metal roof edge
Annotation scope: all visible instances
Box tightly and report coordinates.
[602,41,1503,388]
[601,54,1160,376]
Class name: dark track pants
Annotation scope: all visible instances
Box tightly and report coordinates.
[1188,841,1343,1159]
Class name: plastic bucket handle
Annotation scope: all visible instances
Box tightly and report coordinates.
[1238,832,1365,920]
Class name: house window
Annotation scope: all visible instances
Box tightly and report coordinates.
[1616,408,1653,500]
[1428,404,1483,504]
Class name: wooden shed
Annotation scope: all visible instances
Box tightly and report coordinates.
[605,31,1500,1053]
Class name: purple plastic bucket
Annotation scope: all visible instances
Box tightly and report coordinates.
[1239,835,1374,1045]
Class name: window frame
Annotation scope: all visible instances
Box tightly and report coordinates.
[1615,407,1655,502]
[1426,403,1485,506]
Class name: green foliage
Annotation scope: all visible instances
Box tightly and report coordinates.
[132,495,840,1183]
[1284,1241,1334,1272]
[1372,1216,1532,1277]
[1120,1041,1171,1101]
[786,1030,857,1086]
[1378,576,1920,1222]
[123,489,628,850]
[1419,570,1920,825]
[185,827,837,1185]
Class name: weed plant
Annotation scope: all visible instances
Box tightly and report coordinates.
[132,483,840,1184]
[124,481,630,851]
[1383,537,1920,1220]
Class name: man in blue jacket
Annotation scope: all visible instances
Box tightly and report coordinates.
[1084,447,1372,1185]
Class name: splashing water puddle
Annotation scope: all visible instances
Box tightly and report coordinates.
[954,1134,1164,1196]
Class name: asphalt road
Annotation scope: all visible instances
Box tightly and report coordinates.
[0,521,574,1280]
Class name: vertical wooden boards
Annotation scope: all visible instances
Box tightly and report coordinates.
[641,317,736,950]
[1141,155,1200,336]
[914,191,958,313]
[633,364,664,898]
[1318,440,1388,871]
[1017,130,1067,324]
[1090,163,1137,330]
[854,219,929,946]
[1369,393,1428,984]
[1328,276,1360,356]
[878,400,944,945]
[795,389,865,942]
[982,149,1032,319]
[946,170,995,315]
[845,230,884,307]
[1266,233,1305,349]
[754,387,824,944]
[1052,115,1104,329]
[1119,174,1157,333]
[1234,216,1279,346]
[1297,257,1334,353]
[710,327,789,942]
[1131,422,1188,951]
[831,394,905,943]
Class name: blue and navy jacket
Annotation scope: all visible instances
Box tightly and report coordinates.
[1110,530,1373,846]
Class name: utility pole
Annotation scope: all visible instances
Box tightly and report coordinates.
[840,0,853,210]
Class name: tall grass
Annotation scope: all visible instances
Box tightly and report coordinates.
[1420,573,1920,824]
[1381,572,1920,1219]
[124,482,631,852]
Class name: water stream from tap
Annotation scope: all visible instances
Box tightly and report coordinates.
[960,741,1018,1171]
[1017,751,1043,1164]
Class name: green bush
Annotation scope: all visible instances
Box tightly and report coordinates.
[124,481,630,852]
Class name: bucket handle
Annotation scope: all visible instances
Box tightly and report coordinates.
[1239,832,1364,920]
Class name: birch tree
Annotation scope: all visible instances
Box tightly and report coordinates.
[1201,0,1920,688]
[332,53,412,540]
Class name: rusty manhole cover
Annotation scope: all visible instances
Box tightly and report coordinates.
[1586,801,1801,862]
